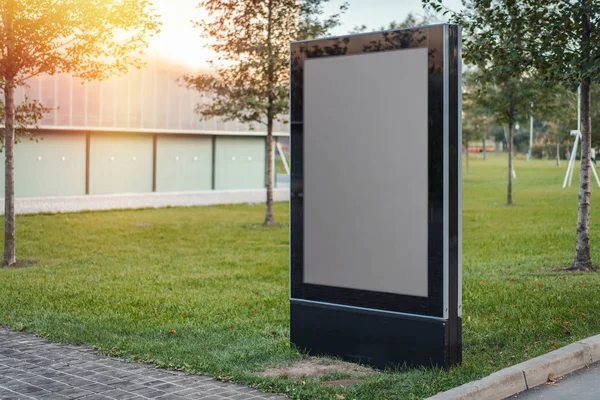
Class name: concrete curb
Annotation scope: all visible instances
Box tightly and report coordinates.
[0,188,290,215]
[427,334,600,400]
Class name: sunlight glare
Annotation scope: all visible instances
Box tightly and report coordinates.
[148,0,212,70]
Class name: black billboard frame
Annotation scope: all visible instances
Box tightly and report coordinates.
[289,24,461,369]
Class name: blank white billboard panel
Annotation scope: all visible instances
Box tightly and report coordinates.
[303,48,429,297]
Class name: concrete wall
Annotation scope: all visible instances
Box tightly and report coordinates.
[89,133,154,195]
[0,131,276,198]
[156,135,213,192]
[215,137,266,190]
[0,133,86,198]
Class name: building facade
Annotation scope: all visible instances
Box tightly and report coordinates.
[5,58,289,198]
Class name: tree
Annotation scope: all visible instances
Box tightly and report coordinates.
[184,0,346,226]
[464,70,537,204]
[461,116,482,180]
[462,73,490,178]
[527,1,600,270]
[424,1,536,206]
[424,0,600,270]
[0,99,51,145]
[0,0,160,266]
[536,86,577,166]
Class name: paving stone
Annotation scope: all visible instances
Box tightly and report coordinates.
[102,389,139,400]
[154,394,186,400]
[80,394,112,400]
[153,383,182,392]
[54,388,93,398]
[172,388,198,397]
[37,393,70,400]
[0,327,286,400]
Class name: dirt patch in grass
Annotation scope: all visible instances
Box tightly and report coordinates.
[257,359,374,379]
[1,259,38,269]
[551,265,598,272]
[133,222,153,228]
[246,223,286,229]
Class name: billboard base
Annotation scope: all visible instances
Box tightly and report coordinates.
[291,299,461,369]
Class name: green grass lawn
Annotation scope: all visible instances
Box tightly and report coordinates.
[2,153,600,399]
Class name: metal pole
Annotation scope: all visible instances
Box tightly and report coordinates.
[563,132,579,188]
[592,161,600,188]
[528,115,533,160]
[276,141,290,175]
[563,86,582,188]
[569,133,579,187]
[272,137,276,187]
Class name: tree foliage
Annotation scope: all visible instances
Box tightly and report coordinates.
[0,97,51,145]
[423,0,600,269]
[0,0,161,135]
[185,0,346,127]
[184,0,346,225]
[0,0,160,265]
[0,0,161,84]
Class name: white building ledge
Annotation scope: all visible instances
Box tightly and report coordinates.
[0,188,290,215]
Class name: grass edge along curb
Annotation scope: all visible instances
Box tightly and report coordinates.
[427,334,600,400]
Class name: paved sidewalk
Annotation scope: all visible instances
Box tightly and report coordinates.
[513,361,600,399]
[0,327,285,400]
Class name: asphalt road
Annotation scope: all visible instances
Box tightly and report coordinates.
[513,362,600,399]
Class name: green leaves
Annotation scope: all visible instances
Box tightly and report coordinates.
[0,0,161,141]
[424,0,600,86]
[0,96,52,148]
[183,0,346,127]
[0,0,161,84]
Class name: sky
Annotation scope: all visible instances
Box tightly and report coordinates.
[323,0,464,34]
[148,0,464,69]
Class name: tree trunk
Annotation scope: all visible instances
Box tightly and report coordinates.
[3,82,16,266]
[570,9,593,271]
[571,77,593,270]
[465,142,469,179]
[556,142,560,167]
[483,136,487,160]
[507,123,513,205]
[3,5,16,266]
[263,0,275,226]
[264,127,275,226]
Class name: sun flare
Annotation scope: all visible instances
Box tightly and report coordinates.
[148,0,213,70]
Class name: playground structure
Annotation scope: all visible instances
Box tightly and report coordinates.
[562,86,600,189]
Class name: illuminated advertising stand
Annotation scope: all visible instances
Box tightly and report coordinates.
[289,24,462,368]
